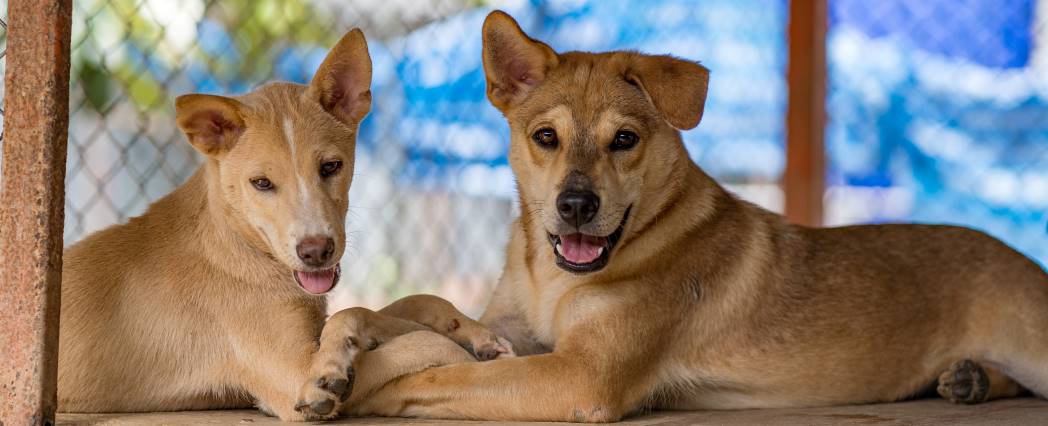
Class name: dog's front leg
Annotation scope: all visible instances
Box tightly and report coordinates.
[378,294,516,360]
[347,350,643,422]
[226,324,320,421]
[349,298,670,423]
[294,307,433,418]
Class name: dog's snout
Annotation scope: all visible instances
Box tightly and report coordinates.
[557,191,600,227]
[296,236,335,267]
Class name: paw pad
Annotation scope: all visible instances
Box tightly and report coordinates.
[294,397,335,417]
[938,359,990,404]
[319,377,349,397]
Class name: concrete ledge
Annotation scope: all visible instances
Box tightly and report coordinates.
[57,397,1048,425]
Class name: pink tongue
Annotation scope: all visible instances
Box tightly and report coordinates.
[295,270,336,294]
[558,233,606,264]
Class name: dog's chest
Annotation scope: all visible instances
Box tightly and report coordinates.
[524,275,626,346]
[524,275,580,345]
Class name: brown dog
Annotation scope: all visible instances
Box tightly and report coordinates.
[56,29,508,421]
[334,11,1048,422]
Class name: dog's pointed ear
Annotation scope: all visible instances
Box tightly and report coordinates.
[625,54,710,130]
[175,94,247,156]
[308,28,373,125]
[482,10,558,112]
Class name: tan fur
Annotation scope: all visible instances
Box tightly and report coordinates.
[56,29,507,421]
[344,11,1048,422]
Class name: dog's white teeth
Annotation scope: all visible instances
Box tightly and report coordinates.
[596,247,604,256]
[555,242,563,255]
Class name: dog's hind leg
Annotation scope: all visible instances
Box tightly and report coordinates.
[990,341,1048,400]
[937,359,1023,404]
[991,336,1048,399]
[978,267,1048,400]
[379,294,515,360]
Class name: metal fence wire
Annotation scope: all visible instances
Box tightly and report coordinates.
[0,0,1043,316]
[824,0,1048,268]
[23,0,792,316]
[63,0,506,315]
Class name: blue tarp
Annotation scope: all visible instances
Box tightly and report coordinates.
[828,0,1047,268]
[384,0,787,194]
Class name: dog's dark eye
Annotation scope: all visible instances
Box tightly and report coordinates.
[610,130,639,151]
[532,128,558,149]
[320,160,342,178]
[251,177,274,191]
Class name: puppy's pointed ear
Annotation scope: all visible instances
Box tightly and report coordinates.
[482,10,558,112]
[308,28,372,125]
[625,54,710,130]
[175,94,247,156]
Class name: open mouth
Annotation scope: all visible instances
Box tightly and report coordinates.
[547,206,632,273]
[293,264,341,295]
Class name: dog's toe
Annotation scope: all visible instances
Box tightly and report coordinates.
[494,336,516,358]
[294,396,337,420]
[470,334,516,361]
[295,366,356,419]
[319,376,350,400]
[937,359,990,404]
[310,398,335,415]
[474,344,500,361]
[294,383,340,420]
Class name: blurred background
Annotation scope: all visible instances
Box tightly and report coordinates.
[0,0,1044,316]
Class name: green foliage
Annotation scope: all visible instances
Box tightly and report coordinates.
[73,0,339,112]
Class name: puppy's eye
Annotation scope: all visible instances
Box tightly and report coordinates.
[610,130,639,151]
[532,128,558,149]
[251,177,274,191]
[320,160,342,178]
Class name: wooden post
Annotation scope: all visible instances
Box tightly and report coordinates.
[0,1,73,425]
[784,0,827,226]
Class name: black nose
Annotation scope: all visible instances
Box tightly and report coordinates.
[296,236,334,267]
[557,190,600,227]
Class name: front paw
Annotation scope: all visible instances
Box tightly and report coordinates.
[471,334,516,361]
[295,365,355,420]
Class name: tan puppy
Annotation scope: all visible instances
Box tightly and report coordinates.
[340,11,1048,422]
[57,30,507,421]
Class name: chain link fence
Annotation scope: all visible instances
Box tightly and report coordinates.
[61,0,512,314]
[0,0,1042,317]
[825,0,1048,269]
[0,0,787,316]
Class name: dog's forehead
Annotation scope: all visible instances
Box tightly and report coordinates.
[240,84,311,130]
[518,52,659,128]
[235,83,348,152]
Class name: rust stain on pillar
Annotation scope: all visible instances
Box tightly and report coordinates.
[0,0,73,425]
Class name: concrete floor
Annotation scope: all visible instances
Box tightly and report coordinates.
[57,397,1048,425]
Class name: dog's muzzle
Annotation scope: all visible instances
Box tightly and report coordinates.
[547,205,631,273]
